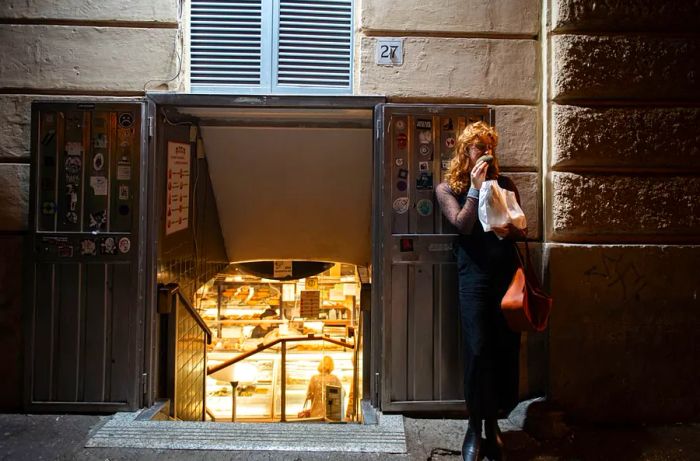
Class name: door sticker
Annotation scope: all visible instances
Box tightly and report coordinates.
[42,201,56,215]
[398,168,408,179]
[118,237,131,254]
[80,239,97,256]
[419,161,430,172]
[397,133,407,149]
[65,183,78,223]
[41,130,56,146]
[393,197,409,214]
[118,184,129,200]
[418,144,432,157]
[92,153,105,171]
[89,176,108,196]
[101,237,117,255]
[396,180,407,192]
[118,112,134,128]
[417,199,434,217]
[395,119,406,130]
[94,133,108,149]
[88,210,107,231]
[395,158,404,167]
[65,211,78,224]
[65,156,81,176]
[416,172,433,190]
[418,130,431,144]
[117,157,131,180]
[65,142,83,157]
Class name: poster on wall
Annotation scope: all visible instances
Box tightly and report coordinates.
[166,141,191,235]
[300,290,320,318]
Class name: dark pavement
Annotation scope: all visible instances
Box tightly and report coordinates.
[0,411,698,460]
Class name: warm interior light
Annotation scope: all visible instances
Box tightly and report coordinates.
[199,262,361,422]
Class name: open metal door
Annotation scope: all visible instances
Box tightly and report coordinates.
[24,101,149,412]
[373,104,494,413]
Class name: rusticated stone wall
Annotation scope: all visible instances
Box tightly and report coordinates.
[547,1,700,422]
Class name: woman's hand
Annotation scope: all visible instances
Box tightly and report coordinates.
[470,160,488,190]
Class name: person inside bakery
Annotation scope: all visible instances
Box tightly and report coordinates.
[250,307,278,339]
[298,355,342,419]
[435,121,527,461]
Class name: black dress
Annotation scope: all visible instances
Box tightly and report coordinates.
[454,181,521,419]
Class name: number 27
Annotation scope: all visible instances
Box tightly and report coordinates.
[380,45,398,59]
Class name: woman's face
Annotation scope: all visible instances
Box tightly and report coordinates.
[466,137,492,168]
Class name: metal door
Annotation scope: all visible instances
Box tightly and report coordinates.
[373,104,494,413]
[24,102,149,412]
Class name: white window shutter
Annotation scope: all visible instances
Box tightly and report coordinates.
[190,0,265,88]
[275,0,353,90]
[189,0,353,94]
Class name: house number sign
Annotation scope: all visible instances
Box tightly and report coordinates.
[375,38,404,66]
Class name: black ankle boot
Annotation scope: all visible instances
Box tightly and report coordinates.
[462,418,482,461]
[483,418,505,461]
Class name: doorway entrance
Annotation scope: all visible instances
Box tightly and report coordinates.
[151,97,379,422]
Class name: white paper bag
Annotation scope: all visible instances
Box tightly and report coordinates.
[478,180,527,237]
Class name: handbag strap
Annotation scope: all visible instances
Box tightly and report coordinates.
[514,240,543,290]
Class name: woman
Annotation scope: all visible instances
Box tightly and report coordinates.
[300,355,342,419]
[435,121,526,461]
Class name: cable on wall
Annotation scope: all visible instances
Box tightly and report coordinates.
[143,0,185,92]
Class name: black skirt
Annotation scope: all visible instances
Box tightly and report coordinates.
[455,209,521,418]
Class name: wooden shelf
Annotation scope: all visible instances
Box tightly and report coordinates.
[208,319,284,325]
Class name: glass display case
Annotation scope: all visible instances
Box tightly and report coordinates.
[196,263,361,422]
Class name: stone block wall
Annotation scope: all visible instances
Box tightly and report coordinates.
[547,1,700,422]
[0,0,179,410]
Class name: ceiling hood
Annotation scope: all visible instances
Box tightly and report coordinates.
[200,122,373,267]
[235,261,335,281]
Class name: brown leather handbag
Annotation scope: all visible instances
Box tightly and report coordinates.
[501,241,552,332]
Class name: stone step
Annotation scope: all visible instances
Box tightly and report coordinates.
[86,411,407,453]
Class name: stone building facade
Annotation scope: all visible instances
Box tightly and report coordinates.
[0,0,698,422]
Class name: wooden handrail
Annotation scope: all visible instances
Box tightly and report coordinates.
[207,334,354,375]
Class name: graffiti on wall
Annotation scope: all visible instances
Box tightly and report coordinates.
[584,253,649,303]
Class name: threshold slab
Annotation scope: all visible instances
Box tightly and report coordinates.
[86,411,407,453]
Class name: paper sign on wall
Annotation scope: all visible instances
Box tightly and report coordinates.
[306,277,319,290]
[300,290,320,318]
[166,141,191,235]
[273,260,293,278]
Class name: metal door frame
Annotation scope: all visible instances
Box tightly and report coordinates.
[141,94,386,410]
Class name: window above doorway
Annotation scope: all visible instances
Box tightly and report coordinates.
[189,0,354,95]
